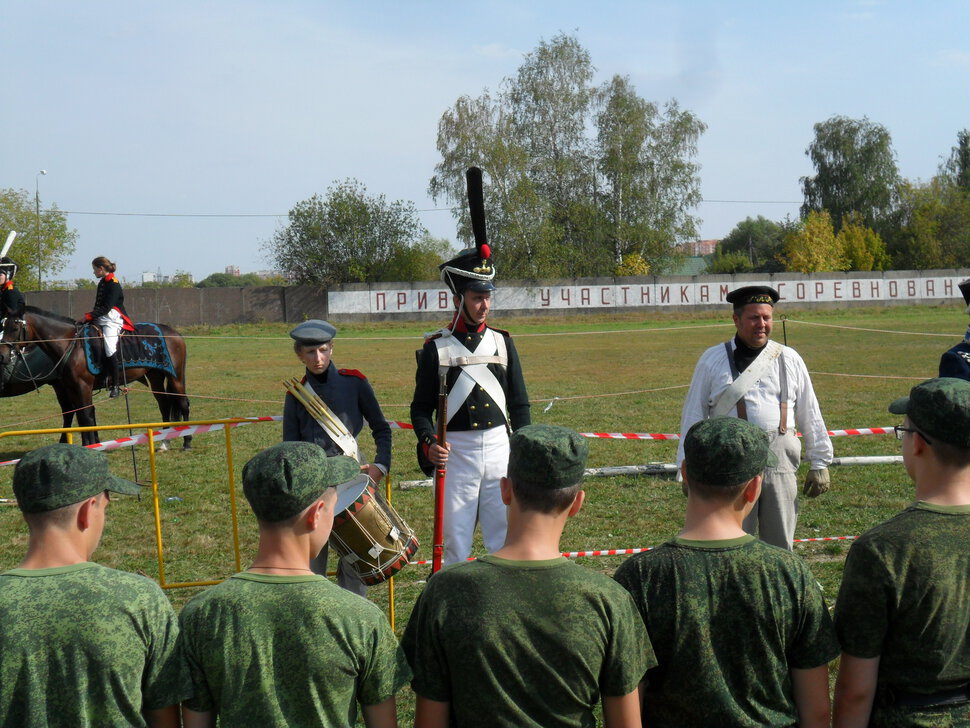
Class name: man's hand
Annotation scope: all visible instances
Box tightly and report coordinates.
[803,468,830,498]
[429,441,451,467]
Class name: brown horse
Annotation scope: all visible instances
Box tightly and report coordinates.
[0,306,192,447]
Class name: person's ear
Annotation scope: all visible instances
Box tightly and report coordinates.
[76,496,99,531]
[500,477,512,505]
[566,490,585,517]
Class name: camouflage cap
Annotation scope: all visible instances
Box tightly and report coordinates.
[508,424,589,489]
[13,444,142,514]
[888,377,970,448]
[684,417,779,486]
[242,442,362,522]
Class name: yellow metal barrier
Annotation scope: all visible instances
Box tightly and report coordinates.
[0,417,264,590]
[0,419,407,629]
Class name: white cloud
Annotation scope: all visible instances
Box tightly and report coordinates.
[937,49,970,68]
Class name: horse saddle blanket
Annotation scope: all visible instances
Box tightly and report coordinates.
[82,323,177,378]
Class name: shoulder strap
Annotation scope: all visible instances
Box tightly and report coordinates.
[711,340,783,418]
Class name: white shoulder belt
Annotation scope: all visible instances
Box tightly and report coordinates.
[434,329,508,424]
[711,340,783,418]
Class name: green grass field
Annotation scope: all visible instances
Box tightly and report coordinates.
[0,303,959,723]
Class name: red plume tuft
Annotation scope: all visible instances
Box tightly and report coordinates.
[480,244,491,259]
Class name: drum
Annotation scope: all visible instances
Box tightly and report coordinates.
[330,477,419,585]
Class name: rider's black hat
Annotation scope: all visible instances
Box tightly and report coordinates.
[0,257,18,281]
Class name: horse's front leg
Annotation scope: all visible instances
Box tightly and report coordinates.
[73,381,100,446]
[52,385,76,445]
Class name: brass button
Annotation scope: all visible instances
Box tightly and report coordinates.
[470,405,476,411]
[471,422,479,428]
[484,403,490,408]
[487,421,493,427]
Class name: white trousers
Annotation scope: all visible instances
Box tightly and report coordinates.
[440,427,510,565]
[95,309,123,356]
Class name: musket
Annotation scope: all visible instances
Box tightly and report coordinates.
[431,371,448,574]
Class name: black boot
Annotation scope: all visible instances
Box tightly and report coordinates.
[109,351,124,398]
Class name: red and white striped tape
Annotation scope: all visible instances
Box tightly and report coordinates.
[0,416,284,468]
[580,428,894,441]
[408,536,856,565]
[0,411,892,469]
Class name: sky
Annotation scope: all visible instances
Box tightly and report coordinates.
[4,0,969,283]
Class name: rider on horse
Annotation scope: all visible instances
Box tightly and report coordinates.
[0,256,25,320]
[84,256,134,398]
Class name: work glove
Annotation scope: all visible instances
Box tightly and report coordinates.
[803,468,830,498]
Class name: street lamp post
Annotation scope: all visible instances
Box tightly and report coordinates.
[35,170,47,290]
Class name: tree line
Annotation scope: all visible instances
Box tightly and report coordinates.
[3,34,968,285]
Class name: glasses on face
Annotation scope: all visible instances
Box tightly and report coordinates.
[894,425,933,446]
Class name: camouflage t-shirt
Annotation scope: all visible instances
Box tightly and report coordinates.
[401,554,654,728]
[613,534,839,728]
[0,561,189,727]
[179,572,410,727]
[834,502,970,718]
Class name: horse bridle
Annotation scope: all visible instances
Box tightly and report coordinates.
[0,316,76,383]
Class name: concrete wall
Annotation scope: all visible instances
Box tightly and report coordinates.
[27,287,329,326]
[26,270,970,326]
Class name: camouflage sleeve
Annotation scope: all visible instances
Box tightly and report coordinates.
[401,584,452,703]
[356,608,412,706]
[600,587,657,696]
[787,562,840,669]
[834,539,891,659]
[142,585,193,709]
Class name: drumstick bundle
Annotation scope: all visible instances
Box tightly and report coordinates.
[282,378,359,460]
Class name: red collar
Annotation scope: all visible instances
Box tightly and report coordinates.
[103,272,116,283]
[1,281,12,291]
[450,311,486,334]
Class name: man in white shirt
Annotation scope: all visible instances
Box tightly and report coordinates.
[676,285,833,549]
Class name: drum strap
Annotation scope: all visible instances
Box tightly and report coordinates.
[434,330,508,425]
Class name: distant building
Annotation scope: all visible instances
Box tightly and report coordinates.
[224,265,240,276]
[677,239,719,256]
[140,270,194,286]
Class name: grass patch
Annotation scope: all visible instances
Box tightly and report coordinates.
[0,304,960,724]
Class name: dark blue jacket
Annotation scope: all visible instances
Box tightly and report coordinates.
[282,362,392,470]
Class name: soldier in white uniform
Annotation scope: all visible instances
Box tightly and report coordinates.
[410,169,531,565]
[676,285,833,550]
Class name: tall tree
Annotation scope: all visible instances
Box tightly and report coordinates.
[940,129,970,193]
[268,179,426,286]
[800,115,900,233]
[430,32,704,278]
[596,77,704,273]
[0,187,78,290]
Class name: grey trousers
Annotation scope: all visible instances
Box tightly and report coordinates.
[742,431,801,550]
[310,542,368,597]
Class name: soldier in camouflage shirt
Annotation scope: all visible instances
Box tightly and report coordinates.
[402,424,653,728]
[834,378,970,728]
[0,444,189,728]
[178,442,410,728]
[614,417,838,727]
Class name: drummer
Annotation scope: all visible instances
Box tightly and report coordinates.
[282,319,392,596]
